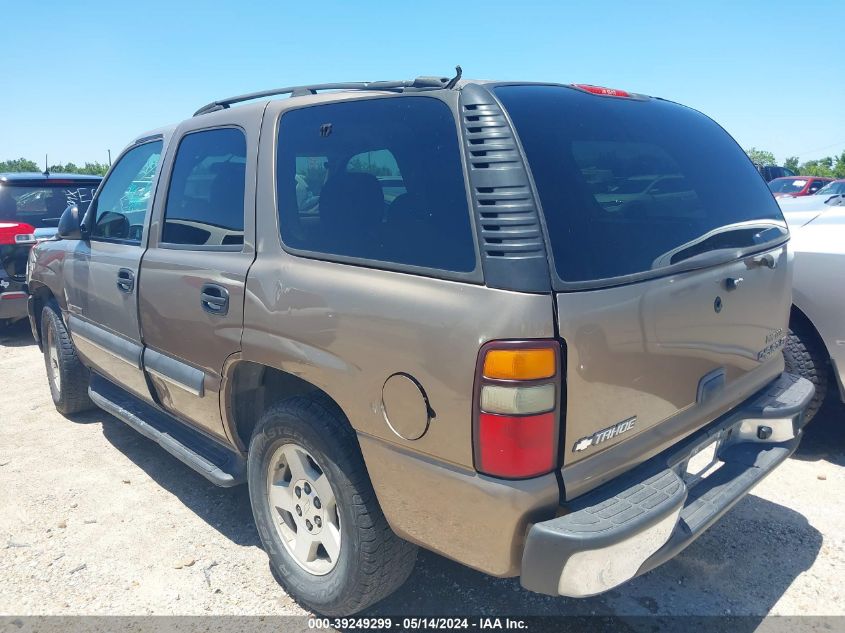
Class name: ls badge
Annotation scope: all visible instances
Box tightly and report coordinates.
[573,416,637,452]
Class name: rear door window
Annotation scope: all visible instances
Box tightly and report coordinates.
[496,85,786,285]
[276,97,476,274]
[162,127,247,247]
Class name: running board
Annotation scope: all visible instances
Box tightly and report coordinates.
[89,374,246,487]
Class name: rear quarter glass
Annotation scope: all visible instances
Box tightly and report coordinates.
[495,85,786,286]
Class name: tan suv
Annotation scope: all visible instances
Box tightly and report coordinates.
[26,73,813,615]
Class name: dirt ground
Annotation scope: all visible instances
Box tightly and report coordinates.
[1,319,843,621]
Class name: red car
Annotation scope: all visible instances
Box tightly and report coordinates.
[768,176,834,198]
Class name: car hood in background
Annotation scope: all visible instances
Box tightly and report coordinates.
[778,194,845,228]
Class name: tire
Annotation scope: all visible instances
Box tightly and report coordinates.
[783,318,829,424]
[41,304,93,415]
[248,395,417,615]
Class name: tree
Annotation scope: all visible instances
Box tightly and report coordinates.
[745,147,777,166]
[0,158,40,173]
[784,156,800,173]
[833,151,845,179]
[48,162,79,174]
[78,162,110,176]
[799,157,834,178]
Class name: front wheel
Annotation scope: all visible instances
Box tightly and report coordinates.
[41,304,93,415]
[248,396,417,615]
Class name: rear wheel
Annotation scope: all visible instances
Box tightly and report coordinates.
[41,304,93,415]
[248,396,417,615]
[783,317,829,423]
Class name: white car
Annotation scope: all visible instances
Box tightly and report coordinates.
[779,188,845,421]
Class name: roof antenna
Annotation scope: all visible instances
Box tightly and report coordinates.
[445,65,463,89]
[43,154,49,177]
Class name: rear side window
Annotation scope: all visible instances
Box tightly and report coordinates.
[276,97,475,273]
[496,85,786,285]
[162,127,246,247]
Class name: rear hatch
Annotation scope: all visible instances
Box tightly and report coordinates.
[497,85,791,498]
[0,180,98,279]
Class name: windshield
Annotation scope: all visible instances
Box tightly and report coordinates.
[768,178,808,194]
[814,181,845,196]
[496,85,786,284]
[0,183,100,228]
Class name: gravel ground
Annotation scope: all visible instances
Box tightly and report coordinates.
[1,319,843,621]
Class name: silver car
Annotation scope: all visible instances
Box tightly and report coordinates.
[781,190,845,421]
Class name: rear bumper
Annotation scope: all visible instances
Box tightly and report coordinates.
[0,278,28,321]
[520,372,814,597]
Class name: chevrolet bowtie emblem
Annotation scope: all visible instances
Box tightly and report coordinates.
[573,416,637,452]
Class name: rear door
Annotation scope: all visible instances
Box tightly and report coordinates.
[65,139,165,402]
[497,85,791,497]
[137,111,257,442]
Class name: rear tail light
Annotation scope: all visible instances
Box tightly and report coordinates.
[0,222,37,245]
[572,84,631,98]
[474,341,562,479]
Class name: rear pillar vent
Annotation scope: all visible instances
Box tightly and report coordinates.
[459,83,550,292]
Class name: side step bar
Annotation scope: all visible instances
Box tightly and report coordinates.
[89,374,246,487]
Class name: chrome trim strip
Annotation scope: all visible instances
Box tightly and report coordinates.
[146,367,203,397]
[143,348,205,398]
[68,316,143,369]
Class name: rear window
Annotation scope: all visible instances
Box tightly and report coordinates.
[815,181,845,196]
[496,85,786,285]
[276,96,476,274]
[0,183,100,229]
[769,178,808,194]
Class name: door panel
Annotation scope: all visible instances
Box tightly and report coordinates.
[137,121,256,440]
[65,139,165,402]
[66,241,152,400]
[138,249,252,439]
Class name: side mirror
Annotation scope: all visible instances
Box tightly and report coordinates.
[57,205,85,240]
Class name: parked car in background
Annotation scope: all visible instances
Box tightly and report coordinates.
[781,202,845,422]
[0,172,101,327]
[757,164,796,182]
[768,176,834,198]
[811,178,845,198]
[777,179,845,226]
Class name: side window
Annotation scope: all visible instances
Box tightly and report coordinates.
[162,128,246,247]
[277,97,476,273]
[91,141,163,243]
[807,180,825,194]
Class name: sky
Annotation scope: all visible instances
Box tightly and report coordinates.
[2,0,843,167]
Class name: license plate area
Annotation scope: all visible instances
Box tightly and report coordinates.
[682,432,724,486]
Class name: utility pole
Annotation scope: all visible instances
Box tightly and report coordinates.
[108,149,112,167]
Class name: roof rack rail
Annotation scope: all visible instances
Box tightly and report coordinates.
[193,67,463,117]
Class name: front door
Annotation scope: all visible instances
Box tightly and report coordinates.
[66,138,165,402]
[138,122,256,441]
